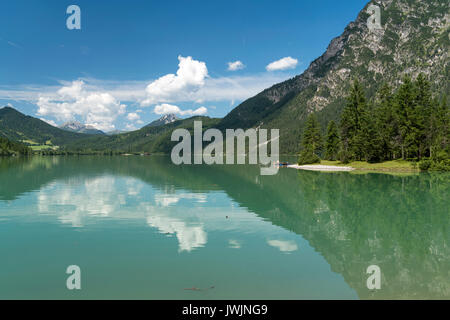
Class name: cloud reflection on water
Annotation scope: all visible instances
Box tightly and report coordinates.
[33,175,290,253]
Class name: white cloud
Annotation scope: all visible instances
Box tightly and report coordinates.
[228,239,241,249]
[153,103,207,116]
[155,193,206,207]
[126,112,140,121]
[227,60,245,71]
[37,176,123,227]
[267,239,298,252]
[125,123,138,131]
[7,40,22,49]
[36,80,126,132]
[34,176,209,253]
[21,170,305,253]
[146,212,207,252]
[141,55,208,106]
[191,74,290,102]
[266,56,298,71]
[0,73,293,113]
[1,62,295,132]
[155,195,180,207]
[153,103,179,115]
[40,117,57,127]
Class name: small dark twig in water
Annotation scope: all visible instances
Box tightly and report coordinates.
[184,286,215,291]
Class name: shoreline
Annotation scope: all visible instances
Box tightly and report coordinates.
[282,160,430,174]
[287,164,355,172]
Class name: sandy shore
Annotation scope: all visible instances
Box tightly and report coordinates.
[287,164,355,172]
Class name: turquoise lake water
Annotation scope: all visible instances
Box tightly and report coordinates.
[0,156,448,299]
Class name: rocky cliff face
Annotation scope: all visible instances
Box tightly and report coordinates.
[219,0,449,153]
[298,0,449,112]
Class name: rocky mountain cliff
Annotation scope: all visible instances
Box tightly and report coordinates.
[146,114,180,128]
[218,0,449,153]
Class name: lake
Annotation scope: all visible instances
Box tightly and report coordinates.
[0,156,448,299]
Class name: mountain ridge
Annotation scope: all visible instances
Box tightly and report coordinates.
[0,106,97,146]
[218,0,449,153]
[145,114,180,128]
[64,115,220,153]
[59,121,105,135]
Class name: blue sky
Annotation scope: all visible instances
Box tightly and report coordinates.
[0,0,368,131]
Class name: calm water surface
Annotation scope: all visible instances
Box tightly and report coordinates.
[0,156,448,299]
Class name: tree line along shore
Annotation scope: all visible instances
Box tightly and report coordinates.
[298,74,449,172]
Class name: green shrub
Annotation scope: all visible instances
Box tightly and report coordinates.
[430,159,450,171]
[432,151,448,162]
[418,160,432,171]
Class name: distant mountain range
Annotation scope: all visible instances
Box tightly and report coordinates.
[0,106,203,153]
[59,121,105,135]
[65,115,219,153]
[60,114,180,135]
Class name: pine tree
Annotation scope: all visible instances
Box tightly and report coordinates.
[412,73,431,159]
[298,113,323,165]
[373,83,397,160]
[431,95,449,158]
[394,76,416,159]
[324,120,340,160]
[339,79,368,161]
[364,104,384,163]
